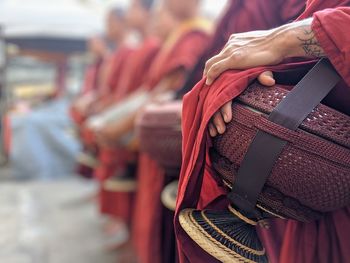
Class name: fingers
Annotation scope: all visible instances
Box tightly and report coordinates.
[208,122,218,137]
[208,101,233,137]
[220,101,233,123]
[257,71,275,86]
[212,111,226,134]
[205,56,233,85]
[203,53,224,77]
[208,114,225,137]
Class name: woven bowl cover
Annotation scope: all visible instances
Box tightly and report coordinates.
[211,82,350,222]
[136,100,182,170]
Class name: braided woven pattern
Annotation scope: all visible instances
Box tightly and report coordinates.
[212,85,350,222]
[137,101,182,169]
[238,83,350,148]
[179,209,268,263]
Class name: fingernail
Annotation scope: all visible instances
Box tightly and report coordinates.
[217,126,222,134]
[223,113,229,123]
[209,127,214,137]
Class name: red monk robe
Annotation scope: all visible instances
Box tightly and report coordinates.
[114,38,161,100]
[175,2,350,263]
[89,44,136,114]
[131,19,212,263]
[74,46,135,178]
[96,39,161,222]
[70,44,130,128]
[80,45,135,149]
[70,58,103,125]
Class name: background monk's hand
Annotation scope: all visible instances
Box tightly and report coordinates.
[207,17,327,137]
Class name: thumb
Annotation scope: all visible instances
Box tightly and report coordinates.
[257,71,275,87]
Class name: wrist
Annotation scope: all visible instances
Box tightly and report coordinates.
[275,18,325,59]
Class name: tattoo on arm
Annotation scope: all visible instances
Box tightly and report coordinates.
[297,27,325,57]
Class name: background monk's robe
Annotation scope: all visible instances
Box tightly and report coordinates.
[96,39,161,222]
[79,45,135,148]
[131,19,211,263]
[73,46,133,130]
[175,1,350,263]
[70,58,103,125]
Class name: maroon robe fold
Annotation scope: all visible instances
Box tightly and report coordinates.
[175,2,350,263]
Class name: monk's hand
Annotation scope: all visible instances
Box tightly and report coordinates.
[208,71,275,137]
[204,29,283,86]
[207,17,327,137]
[204,18,325,86]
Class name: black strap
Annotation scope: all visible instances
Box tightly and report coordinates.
[228,59,341,214]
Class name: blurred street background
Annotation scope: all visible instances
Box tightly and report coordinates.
[0,0,227,262]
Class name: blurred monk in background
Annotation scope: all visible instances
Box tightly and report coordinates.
[82,0,211,260]
[81,0,178,251]
[70,7,127,127]
[121,0,213,263]
[70,36,107,125]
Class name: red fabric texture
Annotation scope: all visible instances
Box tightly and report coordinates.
[81,60,103,95]
[95,148,136,223]
[132,154,166,263]
[175,2,350,263]
[95,148,134,181]
[99,187,135,223]
[114,38,161,101]
[105,46,135,95]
